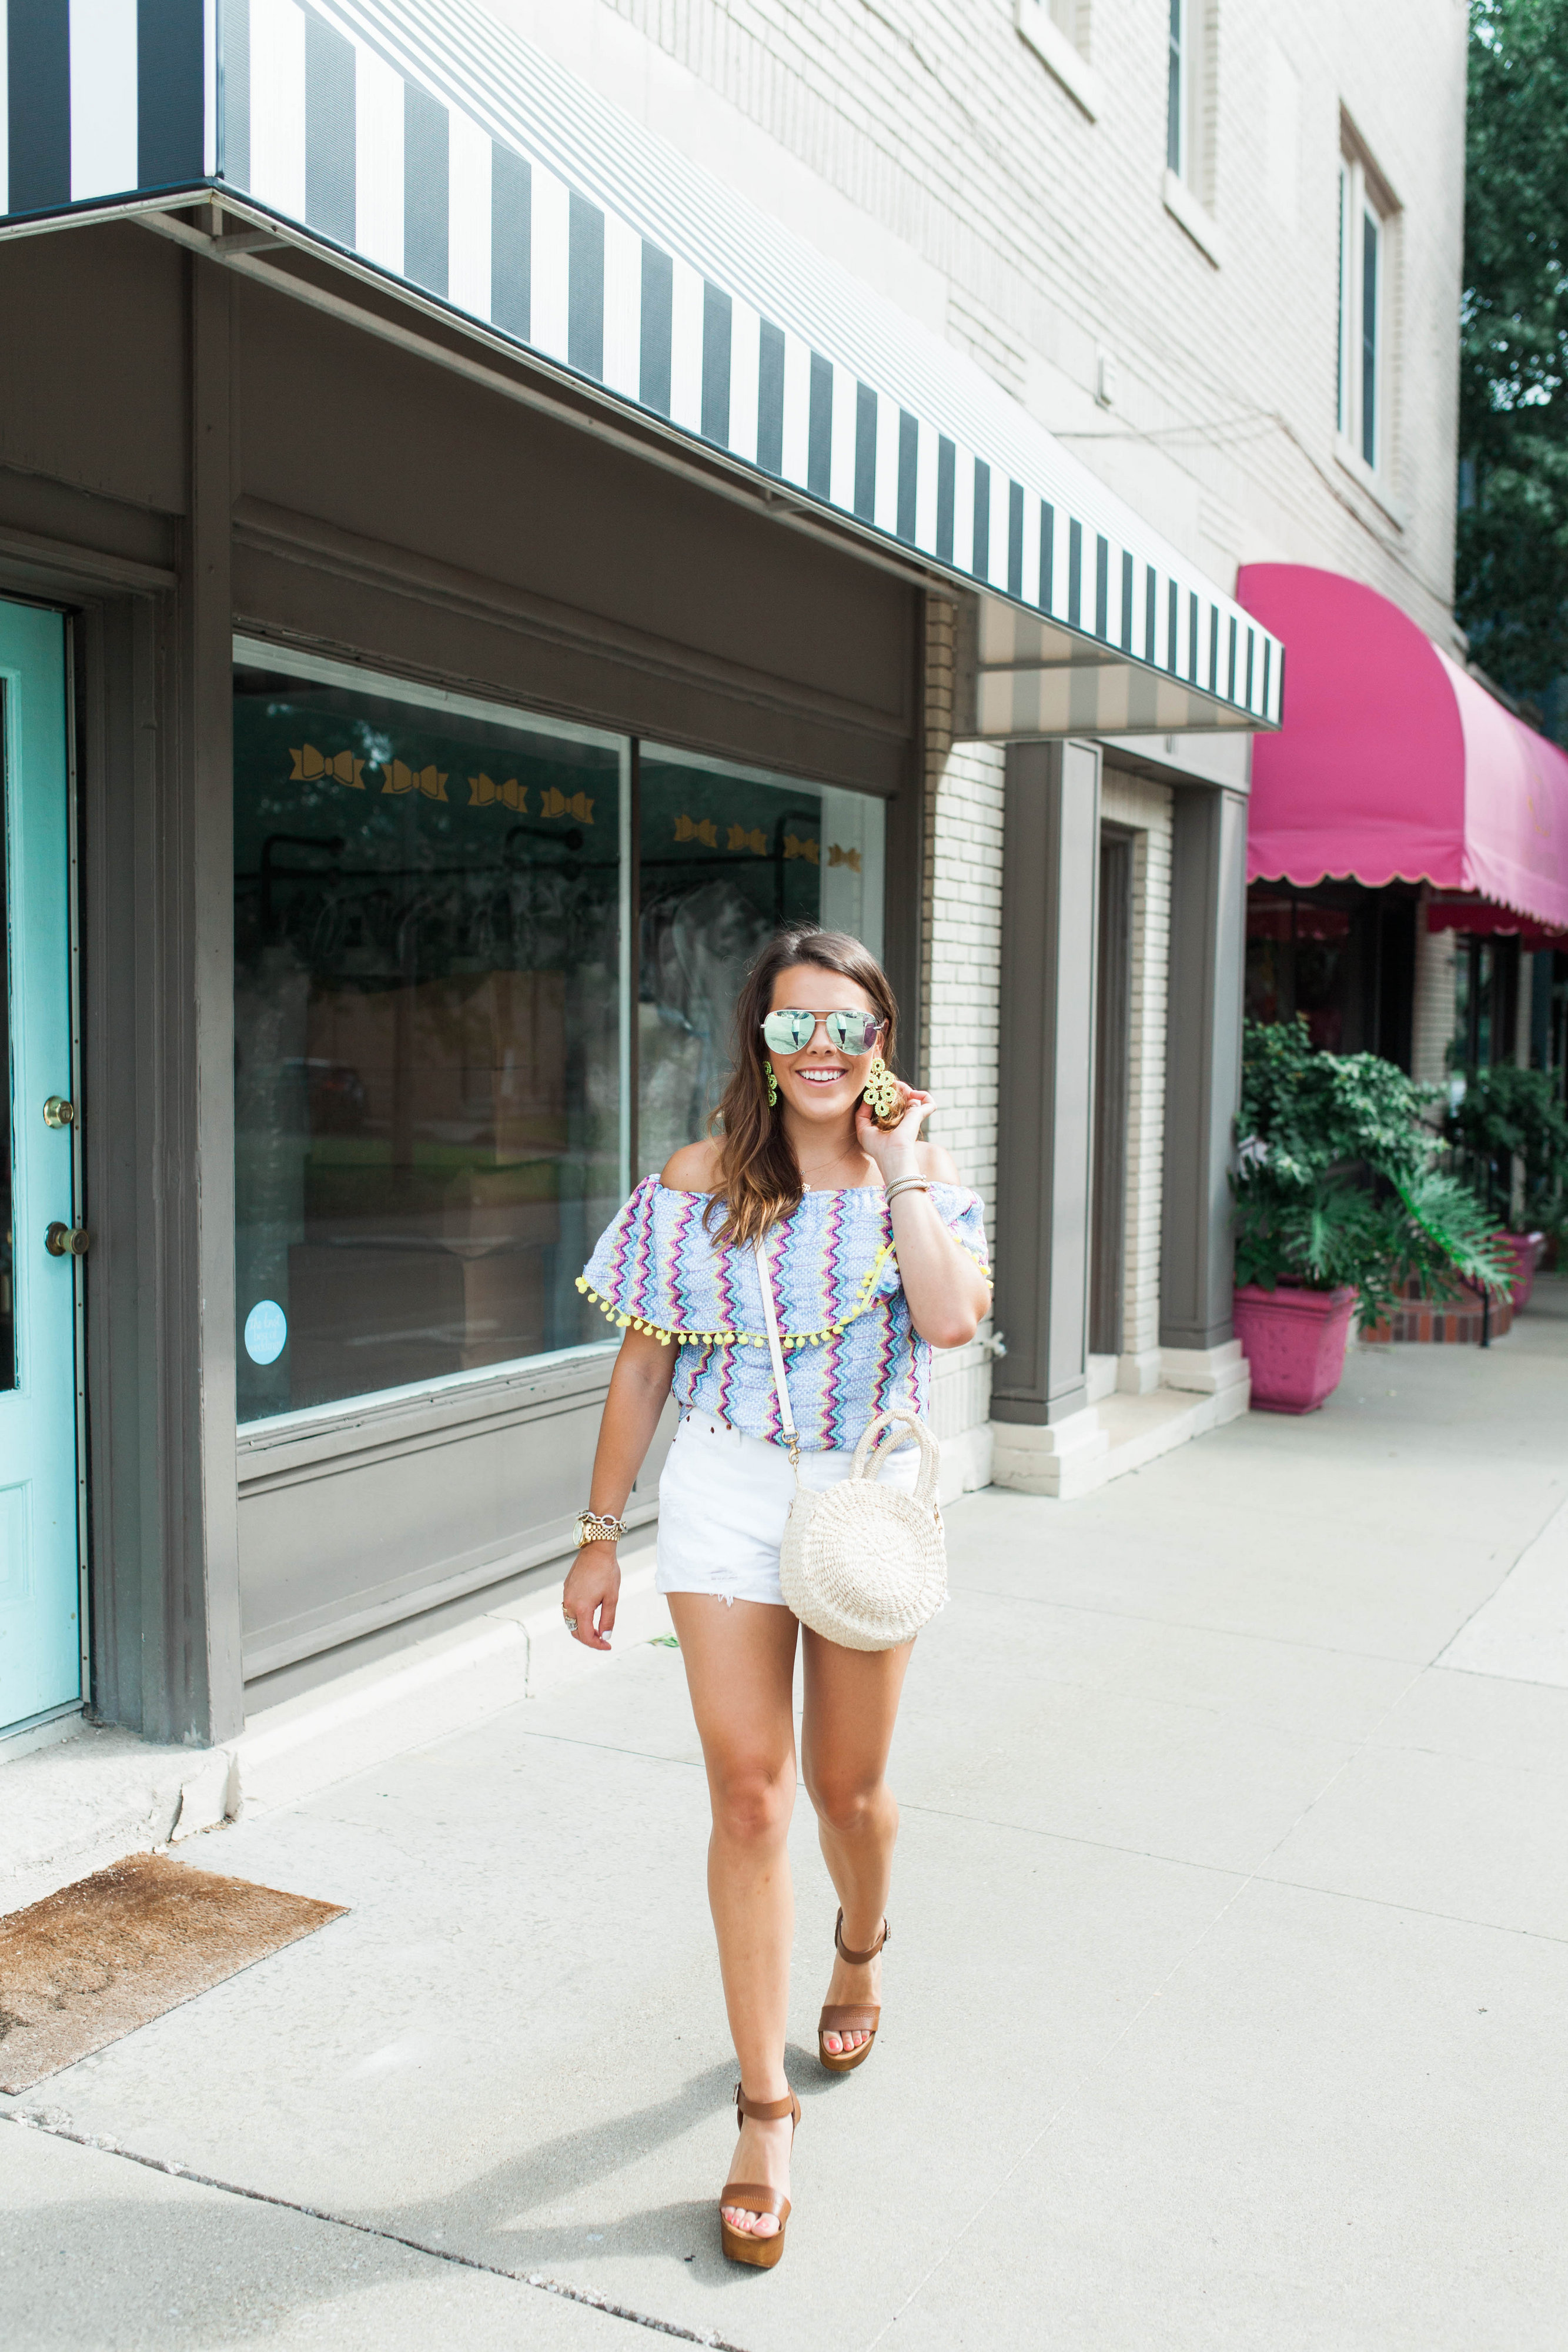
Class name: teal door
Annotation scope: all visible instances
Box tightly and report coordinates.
[0,604,80,1738]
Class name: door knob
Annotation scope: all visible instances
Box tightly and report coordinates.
[45,1222,89,1258]
[42,1096,75,1129]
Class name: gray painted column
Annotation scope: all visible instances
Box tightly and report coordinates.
[183,254,245,1743]
[1159,784,1247,1356]
[86,255,243,1746]
[990,739,1109,1492]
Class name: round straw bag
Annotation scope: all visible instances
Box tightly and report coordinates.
[753,1237,947,1652]
[778,1411,947,1652]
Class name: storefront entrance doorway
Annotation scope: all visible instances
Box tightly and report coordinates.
[1089,826,1134,1359]
[0,603,81,1739]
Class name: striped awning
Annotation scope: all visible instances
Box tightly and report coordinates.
[0,0,1282,737]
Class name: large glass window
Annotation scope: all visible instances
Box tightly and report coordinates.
[1245,883,1417,1064]
[233,649,886,1425]
[233,651,627,1423]
[636,747,883,1178]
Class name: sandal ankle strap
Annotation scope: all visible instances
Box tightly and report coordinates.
[833,1906,890,1966]
[734,2083,796,2123]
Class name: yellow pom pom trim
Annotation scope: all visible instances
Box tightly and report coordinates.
[575,1240,903,1349]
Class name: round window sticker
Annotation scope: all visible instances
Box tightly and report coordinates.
[243,1299,288,1367]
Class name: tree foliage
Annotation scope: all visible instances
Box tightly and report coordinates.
[1457,0,1568,704]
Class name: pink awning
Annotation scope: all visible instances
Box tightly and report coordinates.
[1236,562,1568,931]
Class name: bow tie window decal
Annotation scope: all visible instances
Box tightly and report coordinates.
[290,744,366,789]
[541,786,596,823]
[380,759,449,802]
[469,773,528,811]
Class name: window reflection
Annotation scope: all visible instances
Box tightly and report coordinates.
[233,663,623,1421]
[636,749,884,1178]
[233,663,888,1424]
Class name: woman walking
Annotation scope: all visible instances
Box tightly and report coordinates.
[561,926,991,2267]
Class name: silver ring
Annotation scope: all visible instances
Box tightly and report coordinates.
[563,1612,577,1632]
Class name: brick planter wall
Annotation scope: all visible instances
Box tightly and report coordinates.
[1363,1285,1515,1346]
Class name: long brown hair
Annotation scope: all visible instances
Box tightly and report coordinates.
[707,926,900,1246]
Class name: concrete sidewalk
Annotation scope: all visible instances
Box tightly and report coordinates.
[7,1291,1568,2350]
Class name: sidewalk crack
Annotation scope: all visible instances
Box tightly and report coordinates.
[2,2110,754,2352]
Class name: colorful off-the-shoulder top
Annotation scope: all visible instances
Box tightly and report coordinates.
[578,1175,990,1454]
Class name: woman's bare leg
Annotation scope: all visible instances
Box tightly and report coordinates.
[800,1632,915,2056]
[667,1593,800,2239]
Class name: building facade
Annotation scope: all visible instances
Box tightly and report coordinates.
[0,0,1469,1760]
[515,0,1467,1451]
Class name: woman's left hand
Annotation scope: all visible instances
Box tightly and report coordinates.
[856,1084,936,1172]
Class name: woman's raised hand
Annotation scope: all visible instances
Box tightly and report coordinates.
[856,1084,935,1171]
[561,1540,621,1650]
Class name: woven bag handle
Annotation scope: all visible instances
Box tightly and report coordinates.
[851,1408,940,1511]
[753,1235,800,1467]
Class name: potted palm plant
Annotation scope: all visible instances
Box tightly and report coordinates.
[1442,1063,1568,1308]
[1232,1021,1510,1412]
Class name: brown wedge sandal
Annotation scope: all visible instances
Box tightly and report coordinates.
[817,1907,888,2074]
[720,2084,800,2270]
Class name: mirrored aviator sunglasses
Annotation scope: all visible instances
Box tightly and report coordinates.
[761,1008,883,1055]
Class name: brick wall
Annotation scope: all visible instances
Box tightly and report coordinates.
[502,0,1468,647]
[921,597,1003,1475]
[1411,906,1457,1089]
[920,600,1003,1220]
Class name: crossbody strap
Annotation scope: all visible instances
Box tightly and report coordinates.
[753,1235,800,1466]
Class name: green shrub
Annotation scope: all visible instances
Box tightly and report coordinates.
[1233,1020,1512,1325]
[1443,1062,1568,1230]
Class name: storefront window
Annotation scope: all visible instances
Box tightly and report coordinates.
[1293,902,1352,1051]
[1245,884,1419,1060]
[636,747,883,1177]
[1245,892,1351,1046]
[1243,892,1293,1027]
[233,650,627,1422]
[1453,936,1509,1070]
[233,654,886,1425]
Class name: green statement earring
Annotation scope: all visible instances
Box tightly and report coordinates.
[863,1056,901,1120]
[764,1059,779,1108]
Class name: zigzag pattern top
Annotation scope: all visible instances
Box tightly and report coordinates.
[579,1175,989,1454]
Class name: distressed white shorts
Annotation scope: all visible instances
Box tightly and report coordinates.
[655,1410,921,1610]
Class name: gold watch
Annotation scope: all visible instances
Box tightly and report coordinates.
[575,1509,627,1547]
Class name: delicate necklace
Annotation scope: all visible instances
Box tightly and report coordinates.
[798,1149,873,1191]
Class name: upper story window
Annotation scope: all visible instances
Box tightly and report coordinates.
[1336,135,1396,480]
[1162,1,1219,262]
[1167,0,1186,175]
[1166,0,1209,193]
[1016,0,1101,121]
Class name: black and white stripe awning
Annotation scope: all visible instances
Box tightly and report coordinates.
[0,0,1282,737]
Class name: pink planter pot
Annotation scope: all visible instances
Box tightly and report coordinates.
[1233,1282,1358,1414]
[1497,1231,1545,1313]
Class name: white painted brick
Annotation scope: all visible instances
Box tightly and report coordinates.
[1411,898,1457,1089]
[581,0,1465,646]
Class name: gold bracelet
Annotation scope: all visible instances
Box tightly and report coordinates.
[574,1509,627,1547]
[884,1175,932,1204]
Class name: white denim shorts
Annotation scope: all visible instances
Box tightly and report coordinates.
[656,1410,922,1610]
